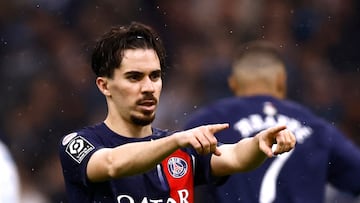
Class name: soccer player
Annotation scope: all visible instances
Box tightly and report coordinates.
[58,22,295,203]
[184,40,360,203]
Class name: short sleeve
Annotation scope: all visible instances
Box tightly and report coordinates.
[58,131,102,187]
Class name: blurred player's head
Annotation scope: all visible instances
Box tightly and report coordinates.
[228,40,287,99]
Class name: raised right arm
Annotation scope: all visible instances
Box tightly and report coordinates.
[86,123,229,182]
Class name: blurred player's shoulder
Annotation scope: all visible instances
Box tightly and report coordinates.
[0,140,20,203]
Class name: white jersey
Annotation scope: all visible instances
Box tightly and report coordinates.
[0,141,20,203]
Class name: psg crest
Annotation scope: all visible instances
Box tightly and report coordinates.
[167,157,188,178]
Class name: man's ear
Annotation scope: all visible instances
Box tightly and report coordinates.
[96,77,111,96]
[228,75,237,94]
[276,70,287,99]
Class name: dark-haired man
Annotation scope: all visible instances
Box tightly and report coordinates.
[59,23,295,203]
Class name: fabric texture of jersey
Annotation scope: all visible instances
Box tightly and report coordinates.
[184,95,360,203]
[59,122,216,203]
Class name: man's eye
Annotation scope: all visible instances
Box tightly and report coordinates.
[150,71,161,81]
[128,74,141,81]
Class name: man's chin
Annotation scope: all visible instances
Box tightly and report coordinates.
[131,115,155,126]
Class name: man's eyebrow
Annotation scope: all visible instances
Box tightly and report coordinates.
[124,71,143,75]
[123,69,161,76]
[152,69,162,74]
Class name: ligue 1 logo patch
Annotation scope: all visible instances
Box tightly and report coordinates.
[167,157,188,178]
[65,136,95,163]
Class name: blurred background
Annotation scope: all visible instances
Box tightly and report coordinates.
[0,0,359,202]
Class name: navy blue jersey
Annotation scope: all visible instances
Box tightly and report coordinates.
[184,95,360,203]
[59,123,216,203]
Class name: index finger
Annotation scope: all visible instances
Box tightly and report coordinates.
[265,125,287,134]
[207,123,229,134]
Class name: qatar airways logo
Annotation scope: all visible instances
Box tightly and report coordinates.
[117,189,189,203]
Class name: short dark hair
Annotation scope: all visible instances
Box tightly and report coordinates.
[235,40,284,65]
[91,22,166,78]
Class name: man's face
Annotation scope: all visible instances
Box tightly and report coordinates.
[106,49,162,126]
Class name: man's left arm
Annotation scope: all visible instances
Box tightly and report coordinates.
[210,125,296,176]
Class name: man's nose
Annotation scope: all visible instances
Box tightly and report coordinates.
[141,77,155,92]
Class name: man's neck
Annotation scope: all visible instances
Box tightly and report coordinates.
[104,117,153,138]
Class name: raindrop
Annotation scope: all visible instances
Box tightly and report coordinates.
[36,4,40,8]
[193,105,197,109]
[229,30,233,34]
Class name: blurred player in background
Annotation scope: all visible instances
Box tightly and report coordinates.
[0,138,20,203]
[184,40,360,203]
[58,22,295,203]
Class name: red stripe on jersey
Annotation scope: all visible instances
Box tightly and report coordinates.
[162,149,194,202]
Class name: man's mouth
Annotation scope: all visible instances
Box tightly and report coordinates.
[137,99,157,112]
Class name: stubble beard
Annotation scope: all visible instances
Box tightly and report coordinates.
[130,113,155,126]
[131,94,158,126]
[132,94,157,126]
